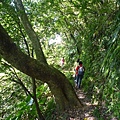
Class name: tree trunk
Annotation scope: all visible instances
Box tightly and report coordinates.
[32,78,45,120]
[14,0,47,63]
[12,0,83,110]
[0,24,83,110]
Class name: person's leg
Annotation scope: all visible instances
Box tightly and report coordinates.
[78,77,81,88]
[76,75,79,88]
[78,75,83,88]
[74,74,77,87]
[74,74,76,81]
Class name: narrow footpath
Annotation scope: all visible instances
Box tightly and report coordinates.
[67,89,118,120]
[67,89,97,120]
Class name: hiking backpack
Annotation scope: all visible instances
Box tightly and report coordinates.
[78,66,84,75]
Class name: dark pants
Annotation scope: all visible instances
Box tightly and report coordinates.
[76,74,83,88]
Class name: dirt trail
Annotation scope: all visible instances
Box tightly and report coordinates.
[54,88,118,120]
[67,89,118,120]
[67,89,97,120]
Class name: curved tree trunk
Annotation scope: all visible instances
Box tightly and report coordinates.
[0,24,83,110]
[12,0,83,109]
[14,0,47,63]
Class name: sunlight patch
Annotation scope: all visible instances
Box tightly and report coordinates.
[49,34,62,45]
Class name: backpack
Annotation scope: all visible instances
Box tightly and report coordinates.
[78,66,84,75]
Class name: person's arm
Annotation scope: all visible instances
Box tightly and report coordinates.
[75,66,79,74]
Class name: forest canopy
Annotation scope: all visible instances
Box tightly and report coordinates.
[0,0,120,120]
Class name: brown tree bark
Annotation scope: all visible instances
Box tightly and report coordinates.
[0,24,83,110]
[14,0,47,63]
[32,78,45,120]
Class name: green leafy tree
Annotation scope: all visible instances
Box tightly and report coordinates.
[0,0,120,119]
[0,0,83,113]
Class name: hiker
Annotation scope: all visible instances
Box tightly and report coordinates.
[75,61,85,89]
[74,59,80,82]
[60,57,65,68]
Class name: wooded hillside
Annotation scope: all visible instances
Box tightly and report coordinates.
[0,0,119,120]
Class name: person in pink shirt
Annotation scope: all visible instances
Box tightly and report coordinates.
[60,57,65,68]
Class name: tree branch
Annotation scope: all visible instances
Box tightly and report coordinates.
[14,0,47,63]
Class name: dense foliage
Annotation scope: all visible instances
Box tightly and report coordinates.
[0,0,120,119]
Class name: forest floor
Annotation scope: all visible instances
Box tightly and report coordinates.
[53,70,118,120]
[54,87,118,120]
[68,88,98,120]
